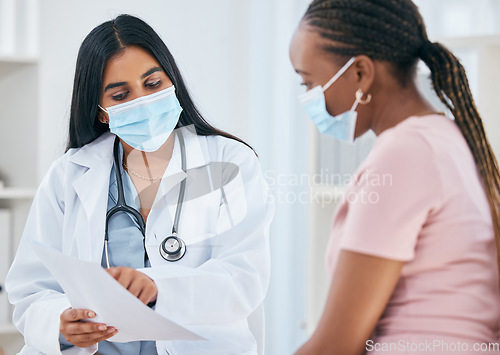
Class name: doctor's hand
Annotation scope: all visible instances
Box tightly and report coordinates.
[106,266,158,305]
[60,308,118,348]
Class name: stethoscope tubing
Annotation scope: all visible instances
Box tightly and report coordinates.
[104,129,187,268]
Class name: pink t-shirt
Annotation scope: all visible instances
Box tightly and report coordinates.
[326,115,500,350]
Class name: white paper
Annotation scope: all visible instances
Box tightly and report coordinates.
[32,241,204,343]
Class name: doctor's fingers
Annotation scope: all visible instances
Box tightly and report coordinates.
[132,280,158,304]
[62,319,116,336]
[63,328,119,348]
[60,308,97,322]
[106,266,134,288]
[60,308,117,339]
[107,267,157,303]
[122,273,157,304]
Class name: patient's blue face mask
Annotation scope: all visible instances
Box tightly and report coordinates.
[99,85,182,152]
[299,57,363,144]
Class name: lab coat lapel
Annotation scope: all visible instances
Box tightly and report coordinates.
[69,132,114,262]
[180,125,207,171]
[154,126,209,220]
[157,126,208,197]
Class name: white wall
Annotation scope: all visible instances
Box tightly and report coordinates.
[247,0,317,352]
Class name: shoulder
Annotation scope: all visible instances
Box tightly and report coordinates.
[198,133,264,187]
[40,132,114,188]
[354,116,449,201]
[41,151,74,186]
[364,116,448,173]
[202,133,259,167]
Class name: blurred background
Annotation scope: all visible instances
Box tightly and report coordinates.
[0,0,499,354]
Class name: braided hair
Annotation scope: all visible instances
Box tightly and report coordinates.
[303,0,500,282]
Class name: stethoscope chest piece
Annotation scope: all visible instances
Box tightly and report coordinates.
[160,234,186,262]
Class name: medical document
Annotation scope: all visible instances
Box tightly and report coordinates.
[32,241,204,343]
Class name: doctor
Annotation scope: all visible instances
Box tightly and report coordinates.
[6,14,273,355]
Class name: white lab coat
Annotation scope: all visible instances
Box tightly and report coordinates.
[6,126,274,355]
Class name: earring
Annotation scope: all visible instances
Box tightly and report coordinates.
[356,89,372,105]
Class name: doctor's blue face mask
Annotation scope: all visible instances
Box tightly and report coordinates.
[99,85,183,152]
[299,57,368,144]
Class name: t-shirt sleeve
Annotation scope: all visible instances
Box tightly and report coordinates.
[339,130,443,261]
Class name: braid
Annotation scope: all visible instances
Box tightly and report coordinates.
[421,44,500,271]
[304,0,424,85]
[304,0,500,287]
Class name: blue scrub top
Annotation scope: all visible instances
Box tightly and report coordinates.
[60,152,157,354]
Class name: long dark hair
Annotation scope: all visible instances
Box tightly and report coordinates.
[67,14,252,152]
[303,0,500,280]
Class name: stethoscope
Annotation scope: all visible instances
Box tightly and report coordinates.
[104,130,187,268]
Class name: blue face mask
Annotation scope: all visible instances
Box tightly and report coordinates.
[299,57,364,144]
[99,86,183,152]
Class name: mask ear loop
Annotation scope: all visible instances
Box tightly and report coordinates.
[351,88,372,111]
[322,57,356,92]
[98,105,110,124]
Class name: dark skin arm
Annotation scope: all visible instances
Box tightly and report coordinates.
[295,250,404,355]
